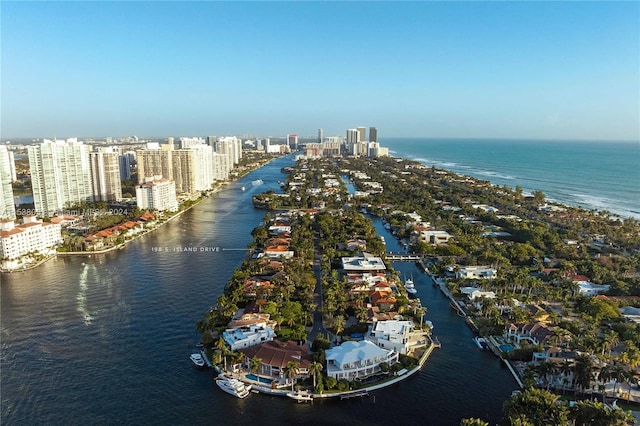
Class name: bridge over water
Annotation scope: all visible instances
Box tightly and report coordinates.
[385,252,422,261]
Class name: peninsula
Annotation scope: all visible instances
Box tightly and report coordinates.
[197,154,639,424]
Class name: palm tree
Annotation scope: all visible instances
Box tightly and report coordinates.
[574,354,594,395]
[250,356,262,375]
[601,330,619,358]
[215,337,228,371]
[308,361,323,389]
[284,361,300,391]
[333,315,346,339]
[534,361,555,390]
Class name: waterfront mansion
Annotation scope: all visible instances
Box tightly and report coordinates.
[325,340,398,380]
[222,323,276,351]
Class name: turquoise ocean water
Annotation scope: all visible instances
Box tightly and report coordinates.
[382,139,640,220]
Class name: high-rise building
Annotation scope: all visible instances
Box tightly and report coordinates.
[7,151,17,182]
[136,144,174,184]
[119,154,132,180]
[0,146,16,220]
[318,129,323,143]
[178,137,205,149]
[357,127,367,142]
[287,134,298,150]
[89,147,122,202]
[211,152,230,181]
[369,127,378,143]
[28,138,92,216]
[136,177,178,212]
[214,137,242,166]
[346,129,360,144]
[172,144,215,194]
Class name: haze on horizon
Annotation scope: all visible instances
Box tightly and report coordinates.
[1,2,638,142]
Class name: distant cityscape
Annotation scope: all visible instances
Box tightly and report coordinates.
[0,127,388,270]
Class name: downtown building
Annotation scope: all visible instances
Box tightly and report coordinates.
[0,146,16,220]
[28,139,92,216]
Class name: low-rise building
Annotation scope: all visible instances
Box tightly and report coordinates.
[460,286,497,300]
[505,322,554,346]
[222,324,276,351]
[416,230,453,245]
[367,320,428,355]
[238,339,312,378]
[325,340,398,380]
[0,216,62,264]
[341,252,386,273]
[456,266,497,280]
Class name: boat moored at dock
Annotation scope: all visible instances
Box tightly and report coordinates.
[215,377,251,398]
[190,353,205,368]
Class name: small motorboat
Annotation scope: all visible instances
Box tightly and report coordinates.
[190,353,205,368]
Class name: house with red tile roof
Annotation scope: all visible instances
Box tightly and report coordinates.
[0,216,62,267]
[238,339,312,379]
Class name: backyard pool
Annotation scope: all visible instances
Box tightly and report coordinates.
[499,344,514,353]
[245,374,274,384]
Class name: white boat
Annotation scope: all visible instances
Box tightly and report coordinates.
[241,186,246,191]
[287,391,313,403]
[190,353,205,368]
[251,179,263,186]
[216,377,251,398]
[405,276,417,295]
[473,337,488,350]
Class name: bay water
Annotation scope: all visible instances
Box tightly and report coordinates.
[1,153,539,425]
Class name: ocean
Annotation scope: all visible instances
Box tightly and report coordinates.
[382,138,640,220]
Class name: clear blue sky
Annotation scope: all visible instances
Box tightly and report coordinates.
[1,1,638,140]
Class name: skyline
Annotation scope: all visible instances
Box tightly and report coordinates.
[1,2,639,141]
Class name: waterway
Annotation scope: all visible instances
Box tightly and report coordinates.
[1,155,517,425]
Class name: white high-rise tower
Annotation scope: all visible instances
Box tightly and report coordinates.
[28,139,92,216]
[0,146,16,220]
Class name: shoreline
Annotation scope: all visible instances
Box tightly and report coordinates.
[0,191,213,273]
[225,338,439,401]
[1,155,280,274]
[420,260,524,389]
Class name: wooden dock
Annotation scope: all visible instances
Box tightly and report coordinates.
[340,390,369,400]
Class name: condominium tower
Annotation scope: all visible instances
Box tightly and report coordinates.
[89,147,122,202]
[28,139,92,216]
[0,146,16,220]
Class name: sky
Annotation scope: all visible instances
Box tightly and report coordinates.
[1,1,639,141]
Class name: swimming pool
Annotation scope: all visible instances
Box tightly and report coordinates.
[245,373,273,384]
[499,344,514,353]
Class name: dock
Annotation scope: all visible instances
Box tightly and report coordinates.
[200,350,212,368]
[340,390,369,400]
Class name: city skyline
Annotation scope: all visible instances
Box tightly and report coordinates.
[2,2,639,141]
